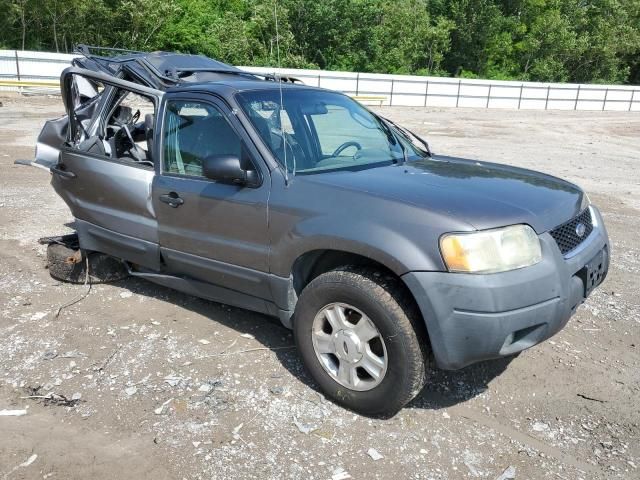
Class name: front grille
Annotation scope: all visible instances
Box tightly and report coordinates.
[550,208,593,255]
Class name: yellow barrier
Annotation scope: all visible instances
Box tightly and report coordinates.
[351,95,387,106]
[0,79,59,88]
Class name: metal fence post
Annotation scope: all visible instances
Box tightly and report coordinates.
[518,84,524,109]
[14,50,21,81]
[390,79,394,106]
[602,88,609,111]
[317,74,321,88]
[630,90,636,112]
[544,85,551,110]
[355,72,360,96]
[424,80,429,107]
[486,84,492,108]
[456,80,461,107]
[574,84,581,110]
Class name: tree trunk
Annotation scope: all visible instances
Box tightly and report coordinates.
[20,6,26,50]
[53,18,59,52]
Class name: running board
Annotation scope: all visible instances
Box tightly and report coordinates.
[125,266,282,320]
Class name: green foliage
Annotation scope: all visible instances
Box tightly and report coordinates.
[369,1,454,75]
[0,0,638,84]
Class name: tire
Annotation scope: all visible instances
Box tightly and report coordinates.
[46,243,129,284]
[294,266,429,417]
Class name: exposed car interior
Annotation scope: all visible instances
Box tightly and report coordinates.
[102,90,155,166]
[69,73,155,168]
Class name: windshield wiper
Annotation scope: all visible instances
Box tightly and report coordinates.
[396,131,408,164]
[377,116,408,164]
[379,115,432,156]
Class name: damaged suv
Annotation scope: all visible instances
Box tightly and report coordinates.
[32,46,610,416]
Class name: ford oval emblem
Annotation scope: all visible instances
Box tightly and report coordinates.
[575,222,586,238]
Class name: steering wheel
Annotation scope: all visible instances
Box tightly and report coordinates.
[113,122,149,164]
[113,125,135,154]
[332,141,362,157]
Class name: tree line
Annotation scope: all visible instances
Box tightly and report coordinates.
[1,0,639,84]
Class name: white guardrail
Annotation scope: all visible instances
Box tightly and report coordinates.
[1,49,638,111]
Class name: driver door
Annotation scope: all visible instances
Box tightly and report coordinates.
[152,93,271,299]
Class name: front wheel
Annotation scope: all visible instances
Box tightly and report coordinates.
[294,267,429,417]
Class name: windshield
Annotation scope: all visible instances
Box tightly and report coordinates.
[236,89,429,174]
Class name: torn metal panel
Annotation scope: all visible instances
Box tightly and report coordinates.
[73,44,257,90]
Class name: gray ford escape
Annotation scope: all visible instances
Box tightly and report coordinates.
[32,46,610,416]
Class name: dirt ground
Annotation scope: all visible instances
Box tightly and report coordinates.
[0,94,638,480]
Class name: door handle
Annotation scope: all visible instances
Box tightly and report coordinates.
[159,193,184,208]
[50,165,76,179]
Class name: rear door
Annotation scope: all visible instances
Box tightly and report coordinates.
[153,93,272,299]
[52,68,164,269]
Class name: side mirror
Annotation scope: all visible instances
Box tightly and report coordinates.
[203,154,258,186]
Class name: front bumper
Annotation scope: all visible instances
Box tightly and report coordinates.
[403,206,610,370]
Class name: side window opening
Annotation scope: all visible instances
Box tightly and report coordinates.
[71,75,102,109]
[101,90,156,167]
[163,100,243,178]
[66,73,156,169]
[67,73,104,145]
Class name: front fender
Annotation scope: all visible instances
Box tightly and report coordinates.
[269,215,447,278]
[266,171,473,278]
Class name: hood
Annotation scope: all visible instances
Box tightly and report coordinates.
[300,155,583,233]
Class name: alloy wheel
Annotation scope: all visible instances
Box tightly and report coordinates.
[311,302,388,391]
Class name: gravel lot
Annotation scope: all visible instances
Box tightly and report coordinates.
[0,94,638,480]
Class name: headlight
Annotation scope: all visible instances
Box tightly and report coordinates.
[440,225,542,274]
[580,191,590,211]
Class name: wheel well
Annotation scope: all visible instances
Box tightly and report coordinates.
[291,250,396,296]
[290,249,430,346]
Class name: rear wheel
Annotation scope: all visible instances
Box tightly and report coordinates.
[47,243,129,284]
[294,267,429,417]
